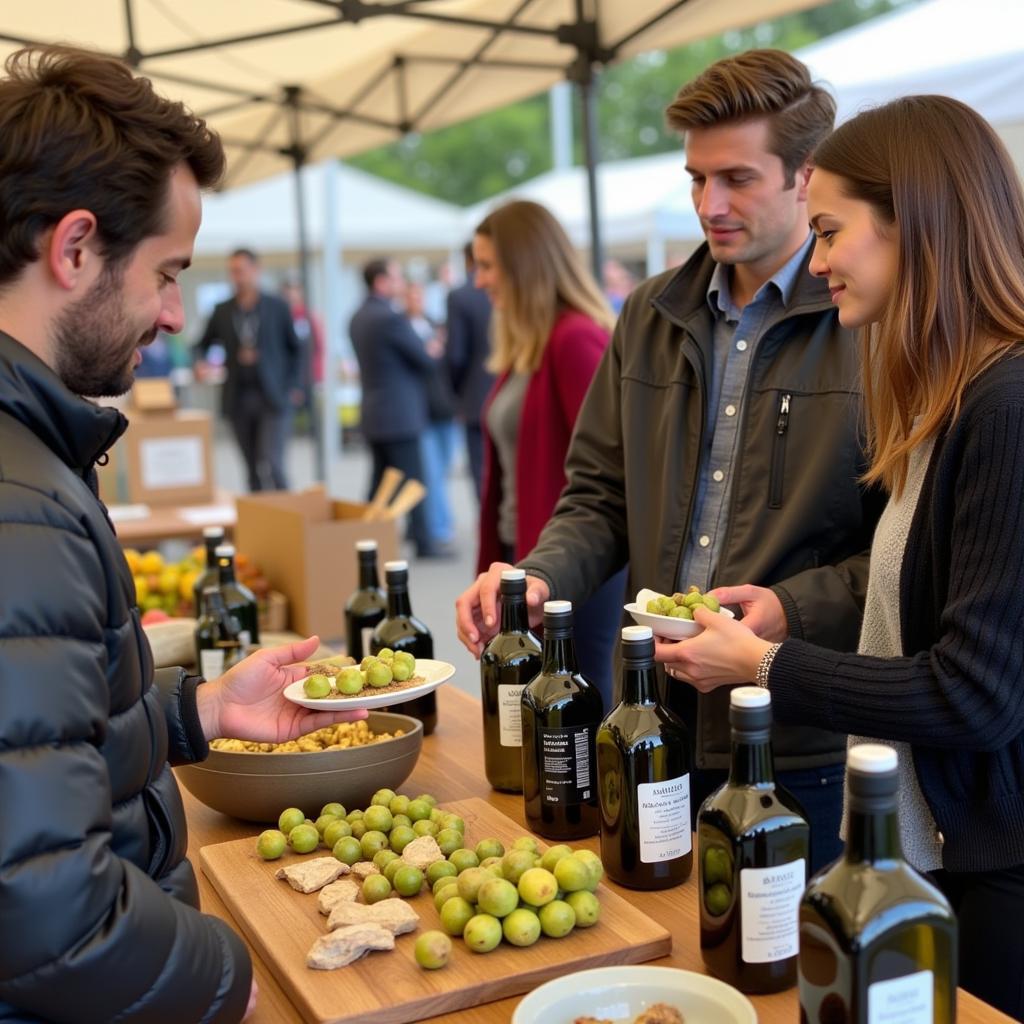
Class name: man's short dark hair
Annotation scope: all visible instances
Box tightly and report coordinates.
[363,258,390,291]
[0,45,224,290]
[665,49,835,187]
[463,242,474,267]
[229,248,259,264]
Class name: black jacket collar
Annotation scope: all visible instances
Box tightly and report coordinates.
[652,239,835,329]
[0,330,128,473]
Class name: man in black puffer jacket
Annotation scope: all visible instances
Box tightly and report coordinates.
[0,47,362,1023]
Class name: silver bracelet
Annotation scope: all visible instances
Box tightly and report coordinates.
[755,642,783,688]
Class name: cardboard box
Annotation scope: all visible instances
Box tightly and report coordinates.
[131,377,177,413]
[121,410,215,507]
[235,486,400,640]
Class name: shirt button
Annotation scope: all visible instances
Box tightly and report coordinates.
[699,535,710,548]
[712,469,725,482]
[736,339,748,352]
[725,404,736,417]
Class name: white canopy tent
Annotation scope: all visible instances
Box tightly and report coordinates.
[195,160,463,256]
[796,0,1024,170]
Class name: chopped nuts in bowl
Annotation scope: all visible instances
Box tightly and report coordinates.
[176,711,422,822]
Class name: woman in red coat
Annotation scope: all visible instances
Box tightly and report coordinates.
[473,199,626,703]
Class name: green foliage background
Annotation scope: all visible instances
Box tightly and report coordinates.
[348,0,916,206]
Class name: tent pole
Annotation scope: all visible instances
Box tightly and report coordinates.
[284,85,324,482]
[576,70,603,285]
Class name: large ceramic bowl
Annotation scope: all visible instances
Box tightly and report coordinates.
[176,711,422,822]
[511,965,757,1024]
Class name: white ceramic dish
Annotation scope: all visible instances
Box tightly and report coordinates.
[283,658,455,711]
[625,588,735,640]
[511,965,757,1024]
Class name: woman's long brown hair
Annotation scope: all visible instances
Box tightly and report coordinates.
[814,95,1024,496]
[475,200,613,375]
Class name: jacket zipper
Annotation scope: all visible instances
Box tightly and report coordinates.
[768,392,791,509]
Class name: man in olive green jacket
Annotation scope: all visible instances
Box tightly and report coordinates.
[457,50,884,868]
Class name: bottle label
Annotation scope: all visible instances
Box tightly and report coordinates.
[540,726,594,806]
[498,684,525,747]
[739,859,805,963]
[868,970,933,1024]
[637,774,692,863]
[360,627,374,661]
[200,648,225,680]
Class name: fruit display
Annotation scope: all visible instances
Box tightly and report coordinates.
[302,649,421,700]
[124,544,271,621]
[644,585,721,621]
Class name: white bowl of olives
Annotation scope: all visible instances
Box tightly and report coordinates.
[624,587,734,640]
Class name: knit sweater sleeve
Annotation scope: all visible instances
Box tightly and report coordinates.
[769,399,1024,753]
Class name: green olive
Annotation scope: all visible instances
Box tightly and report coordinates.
[393,865,425,898]
[337,667,364,695]
[362,874,392,904]
[288,823,320,854]
[463,913,502,953]
[256,829,287,860]
[277,807,305,834]
[414,930,452,969]
[303,673,332,699]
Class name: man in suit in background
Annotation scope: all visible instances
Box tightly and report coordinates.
[350,258,438,557]
[445,242,493,501]
[194,248,304,491]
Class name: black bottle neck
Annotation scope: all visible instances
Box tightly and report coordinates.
[358,554,380,590]
[217,560,237,586]
[728,735,775,787]
[387,585,413,618]
[621,661,658,705]
[204,536,222,564]
[541,629,578,674]
[500,593,530,634]
[846,770,904,863]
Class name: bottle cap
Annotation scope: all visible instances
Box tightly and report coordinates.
[848,744,898,774]
[356,539,378,553]
[622,625,653,641]
[214,544,235,558]
[501,568,526,582]
[384,560,408,573]
[203,526,225,539]
[543,600,572,615]
[730,686,770,709]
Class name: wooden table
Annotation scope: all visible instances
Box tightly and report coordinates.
[182,686,1014,1024]
[110,488,236,547]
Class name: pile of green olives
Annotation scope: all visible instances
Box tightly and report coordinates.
[646,585,721,621]
[431,836,604,957]
[254,788,454,869]
[302,649,417,699]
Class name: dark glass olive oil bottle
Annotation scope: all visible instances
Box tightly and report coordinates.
[597,625,692,889]
[698,686,808,993]
[799,744,957,1024]
[480,569,542,793]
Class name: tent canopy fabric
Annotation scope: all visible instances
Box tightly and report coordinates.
[1,0,826,189]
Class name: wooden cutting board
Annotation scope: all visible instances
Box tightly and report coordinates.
[200,797,672,1024]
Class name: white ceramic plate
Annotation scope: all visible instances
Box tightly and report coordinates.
[624,588,735,640]
[283,659,455,711]
[511,965,757,1024]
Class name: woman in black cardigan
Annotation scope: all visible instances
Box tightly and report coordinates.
[661,95,1024,1019]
